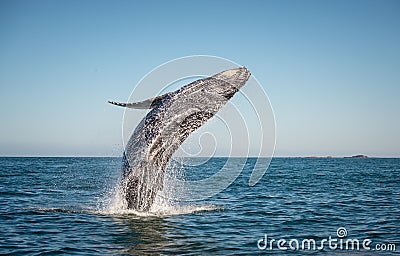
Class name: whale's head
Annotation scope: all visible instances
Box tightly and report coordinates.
[208,67,251,99]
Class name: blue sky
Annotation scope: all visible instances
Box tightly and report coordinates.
[0,0,399,157]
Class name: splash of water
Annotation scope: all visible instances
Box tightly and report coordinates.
[98,160,222,217]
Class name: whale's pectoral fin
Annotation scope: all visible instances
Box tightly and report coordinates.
[108,93,169,109]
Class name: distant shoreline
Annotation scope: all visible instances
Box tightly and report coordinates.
[304,154,369,159]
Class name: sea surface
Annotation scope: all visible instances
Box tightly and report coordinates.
[0,157,399,255]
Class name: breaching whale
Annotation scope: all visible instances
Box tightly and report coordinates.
[109,67,251,211]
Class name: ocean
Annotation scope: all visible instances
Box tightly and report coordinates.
[0,157,399,255]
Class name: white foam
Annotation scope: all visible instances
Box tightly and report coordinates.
[98,185,222,217]
[95,167,222,217]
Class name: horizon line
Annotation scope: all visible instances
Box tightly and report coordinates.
[0,155,399,158]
